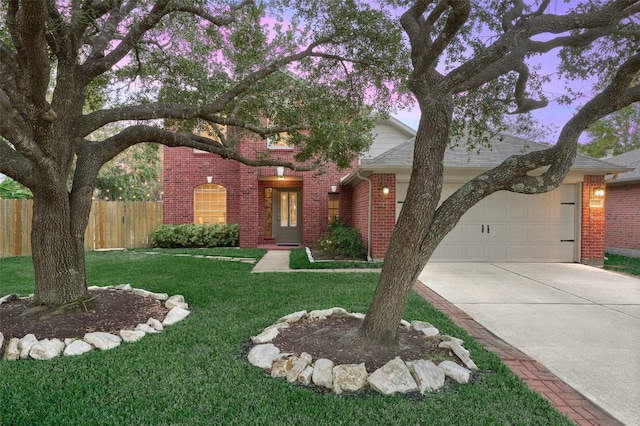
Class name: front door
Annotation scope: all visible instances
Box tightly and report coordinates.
[273,189,302,245]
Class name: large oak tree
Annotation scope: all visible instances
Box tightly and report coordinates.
[360,0,640,346]
[0,0,407,305]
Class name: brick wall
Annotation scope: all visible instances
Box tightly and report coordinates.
[370,174,396,260]
[581,175,606,266]
[352,179,370,252]
[349,173,396,260]
[605,182,640,256]
[163,129,353,248]
[163,146,240,224]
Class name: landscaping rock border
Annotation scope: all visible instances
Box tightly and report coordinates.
[248,308,477,396]
[0,286,190,361]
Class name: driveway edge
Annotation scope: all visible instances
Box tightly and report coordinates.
[413,282,622,426]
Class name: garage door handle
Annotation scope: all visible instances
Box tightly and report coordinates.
[487,224,490,234]
[481,225,484,233]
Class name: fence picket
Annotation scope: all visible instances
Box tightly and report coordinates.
[0,200,163,258]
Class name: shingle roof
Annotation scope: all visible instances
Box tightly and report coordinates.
[602,149,640,184]
[361,134,629,173]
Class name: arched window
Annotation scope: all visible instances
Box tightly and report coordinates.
[194,184,226,224]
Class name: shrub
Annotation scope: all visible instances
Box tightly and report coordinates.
[316,218,365,259]
[151,223,239,248]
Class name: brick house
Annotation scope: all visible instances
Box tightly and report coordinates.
[163,118,626,266]
[603,149,640,258]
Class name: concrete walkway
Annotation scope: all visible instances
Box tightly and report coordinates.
[419,262,640,426]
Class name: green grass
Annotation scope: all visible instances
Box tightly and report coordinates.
[290,247,384,269]
[0,250,571,425]
[605,253,640,276]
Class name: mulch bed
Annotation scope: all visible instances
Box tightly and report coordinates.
[270,316,458,372]
[0,290,168,340]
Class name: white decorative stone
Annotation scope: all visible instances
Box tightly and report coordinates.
[19,334,38,359]
[87,286,102,291]
[136,323,160,334]
[252,327,280,344]
[441,335,464,346]
[152,292,168,301]
[132,288,153,298]
[120,329,146,342]
[271,356,295,378]
[84,332,122,350]
[309,308,334,319]
[0,333,4,355]
[312,358,335,389]
[147,318,164,331]
[330,307,350,318]
[411,320,434,332]
[421,327,440,337]
[400,319,411,329]
[439,341,478,370]
[286,352,312,383]
[0,293,19,305]
[408,359,445,393]
[165,295,186,310]
[63,340,93,356]
[439,360,471,384]
[367,357,418,395]
[115,284,132,291]
[4,337,19,360]
[29,338,65,360]
[279,310,307,324]
[162,306,190,326]
[64,338,76,345]
[332,363,368,395]
[349,312,366,320]
[248,343,280,370]
[298,366,314,386]
[266,322,290,331]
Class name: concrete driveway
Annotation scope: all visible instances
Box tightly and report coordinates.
[418,262,640,426]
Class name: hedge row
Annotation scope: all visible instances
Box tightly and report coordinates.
[151,223,239,248]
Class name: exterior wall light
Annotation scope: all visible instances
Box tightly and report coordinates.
[206,176,213,184]
[593,188,605,198]
[331,185,337,193]
[382,186,390,195]
[276,166,285,180]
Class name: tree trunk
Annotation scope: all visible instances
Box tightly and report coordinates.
[360,93,453,347]
[31,188,89,306]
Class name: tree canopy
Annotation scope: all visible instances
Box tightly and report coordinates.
[0,0,409,306]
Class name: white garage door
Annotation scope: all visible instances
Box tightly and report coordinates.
[396,183,578,262]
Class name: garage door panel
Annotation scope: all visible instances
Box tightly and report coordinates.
[396,182,577,262]
[507,204,528,221]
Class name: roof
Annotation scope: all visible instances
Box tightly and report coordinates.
[602,149,640,185]
[361,134,629,173]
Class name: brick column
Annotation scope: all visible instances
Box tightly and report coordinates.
[581,175,606,267]
[370,173,396,260]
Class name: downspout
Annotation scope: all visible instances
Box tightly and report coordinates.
[356,171,373,261]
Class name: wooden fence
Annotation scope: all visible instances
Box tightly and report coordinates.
[0,200,163,258]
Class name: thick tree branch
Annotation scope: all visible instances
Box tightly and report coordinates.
[84,125,319,172]
[21,0,51,109]
[0,139,34,187]
[427,53,640,249]
[507,63,548,114]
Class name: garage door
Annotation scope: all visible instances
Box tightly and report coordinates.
[396,183,578,262]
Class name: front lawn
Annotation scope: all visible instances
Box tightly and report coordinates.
[605,253,640,276]
[0,250,571,425]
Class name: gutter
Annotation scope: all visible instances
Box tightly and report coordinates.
[356,170,373,262]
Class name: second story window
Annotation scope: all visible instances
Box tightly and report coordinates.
[265,118,294,149]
